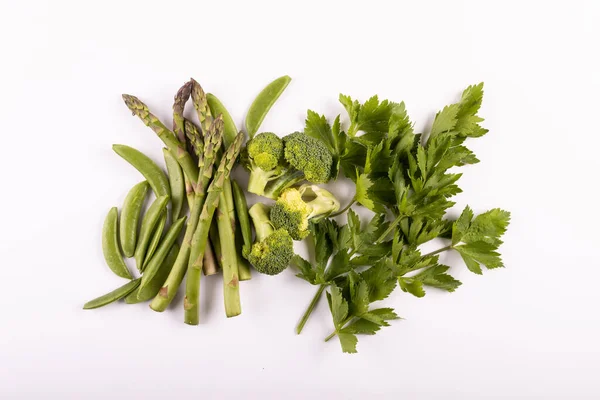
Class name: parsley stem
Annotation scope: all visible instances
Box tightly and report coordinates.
[421,245,453,258]
[324,316,354,342]
[296,284,327,334]
[330,199,356,218]
[375,214,405,244]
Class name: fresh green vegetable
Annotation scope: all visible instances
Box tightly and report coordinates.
[206,94,250,281]
[119,181,149,257]
[124,243,180,304]
[122,94,199,185]
[163,148,185,219]
[140,216,187,292]
[102,207,133,279]
[290,83,510,353]
[262,131,334,199]
[88,78,510,356]
[112,144,170,199]
[244,132,285,195]
[232,180,253,280]
[83,278,140,309]
[207,93,237,147]
[247,203,294,276]
[143,212,166,270]
[245,75,291,139]
[134,195,169,271]
[270,184,340,240]
[150,113,224,313]
[185,132,244,323]
[203,237,219,276]
[232,180,253,257]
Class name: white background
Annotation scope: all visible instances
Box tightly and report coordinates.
[1,0,599,399]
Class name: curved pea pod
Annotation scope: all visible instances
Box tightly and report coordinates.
[134,195,169,271]
[207,93,238,147]
[143,212,166,270]
[124,243,179,304]
[120,181,150,257]
[83,278,140,309]
[102,207,132,279]
[245,75,291,139]
[112,144,170,199]
[163,148,185,220]
[140,216,187,292]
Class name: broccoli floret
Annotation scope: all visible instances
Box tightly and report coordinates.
[283,132,332,183]
[263,132,334,199]
[244,132,285,195]
[270,184,340,240]
[247,203,294,275]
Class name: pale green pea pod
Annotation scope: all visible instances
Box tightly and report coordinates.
[134,195,169,271]
[102,207,133,279]
[163,148,185,219]
[143,212,166,270]
[124,243,180,304]
[140,216,187,292]
[245,75,291,139]
[120,181,150,257]
[83,278,140,309]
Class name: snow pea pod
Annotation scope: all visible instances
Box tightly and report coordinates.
[245,75,291,139]
[83,278,140,309]
[163,148,185,219]
[102,207,132,279]
[120,181,149,257]
[124,243,179,304]
[207,93,238,147]
[140,216,187,292]
[143,212,166,270]
[112,144,170,199]
[134,195,169,271]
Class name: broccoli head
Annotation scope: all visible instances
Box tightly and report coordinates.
[244,132,285,195]
[283,132,333,183]
[247,203,294,275]
[270,184,340,240]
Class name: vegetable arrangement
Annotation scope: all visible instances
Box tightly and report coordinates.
[85,76,510,354]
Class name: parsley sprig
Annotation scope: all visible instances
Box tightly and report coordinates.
[296,83,511,353]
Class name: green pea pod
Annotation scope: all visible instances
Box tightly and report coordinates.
[245,75,291,139]
[231,180,253,258]
[140,216,187,292]
[163,148,185,219]
[207,93,238,147]
[113,144,170,199]
[143,212,166,270]
[83,278,140,309]
[120,181,150,257]
[102,207,133,279]
[134,195,169,271]
[124,243,179,304]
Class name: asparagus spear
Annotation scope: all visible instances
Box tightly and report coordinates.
[172,81,195,208]
[122,94,199,185]
[191,78,213,134]
[185,132,244,323]
[205,96,251,280]
[149,115,223,313]
[173,84,220,277]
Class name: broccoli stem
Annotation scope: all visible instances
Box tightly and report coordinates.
[296,284,326,334]
[263,170,305,199]
[249,203,274,241]
[247,168,272,195]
